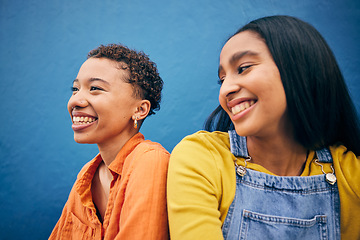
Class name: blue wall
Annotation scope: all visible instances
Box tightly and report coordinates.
[0,0,359,239]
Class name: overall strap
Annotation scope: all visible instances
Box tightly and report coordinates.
[315,148,333,163]
[229,130,248,157]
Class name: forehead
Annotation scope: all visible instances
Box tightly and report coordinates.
[77,58,129,81]
[220,31,269,61]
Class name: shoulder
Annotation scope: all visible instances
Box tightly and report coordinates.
[330,144,360,197]
[170,131,233,176]
[182,130,230,142]
[139,139,169,153]
[129,139,170,168]
[135,139,169,157]
[330,144,359,163]
[124,139,169,183]
[330,144,359,175]
[171,131,231,168]
[172,130,230,155]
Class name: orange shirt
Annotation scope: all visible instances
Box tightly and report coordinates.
[49,133,170,239]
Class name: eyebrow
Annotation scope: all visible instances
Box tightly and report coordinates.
[218,50,259,77]
[72,78,111,85]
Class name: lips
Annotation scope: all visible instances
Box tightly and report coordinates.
[71,112,98,130]
[72,116,97,125]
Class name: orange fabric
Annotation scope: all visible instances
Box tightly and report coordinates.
[49,133,170,240]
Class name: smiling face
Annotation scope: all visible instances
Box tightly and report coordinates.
[67,57,143,146]
[218,31,289,138]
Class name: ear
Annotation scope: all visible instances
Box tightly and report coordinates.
[133,100,151,121]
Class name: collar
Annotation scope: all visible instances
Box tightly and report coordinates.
[75,132,145,209]
[108,132,145,175]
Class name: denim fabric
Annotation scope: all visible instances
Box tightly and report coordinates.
[223,131,340,240]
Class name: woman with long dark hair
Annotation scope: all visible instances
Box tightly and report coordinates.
[168,16,360,239]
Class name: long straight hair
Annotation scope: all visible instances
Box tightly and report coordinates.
[205,15,360,155]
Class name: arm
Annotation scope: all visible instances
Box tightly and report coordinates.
[167,135,225,240]
[49,160,99,240]
[331,145,360,239]
[48,189,75,240]
[332,145,360,199]
[49,206,67,240]
[115,147,170,240]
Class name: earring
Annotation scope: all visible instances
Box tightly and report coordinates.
[134,117,138,129]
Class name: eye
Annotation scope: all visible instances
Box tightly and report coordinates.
[217,78,224,85]
[238,65,252,74]
[90,86,103,91]
[71,87,79,92]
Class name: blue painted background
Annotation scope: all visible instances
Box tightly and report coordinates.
[0,0,359,239]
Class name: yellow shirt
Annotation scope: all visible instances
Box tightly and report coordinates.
[167,131,360,239]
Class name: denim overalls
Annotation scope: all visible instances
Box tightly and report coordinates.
[222,130,340,240]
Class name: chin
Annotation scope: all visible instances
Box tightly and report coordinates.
[73,136,95,144]
[74,139,87,144]
[234,126,251,137]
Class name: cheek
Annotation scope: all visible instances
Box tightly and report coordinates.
[110,99,135,117]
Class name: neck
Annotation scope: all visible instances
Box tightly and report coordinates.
[246,135,307,176]
[97,130,138,167]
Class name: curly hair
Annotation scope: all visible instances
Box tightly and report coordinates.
[87,44,163,116]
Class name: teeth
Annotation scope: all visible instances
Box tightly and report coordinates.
[232,105,241,114]
[231,100,255,115]
[72,116,96,125]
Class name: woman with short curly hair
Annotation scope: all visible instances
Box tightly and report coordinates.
[50,44,169,239]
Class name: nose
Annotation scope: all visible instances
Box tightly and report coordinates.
[219,76,241,99]
[67,90,88,112]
